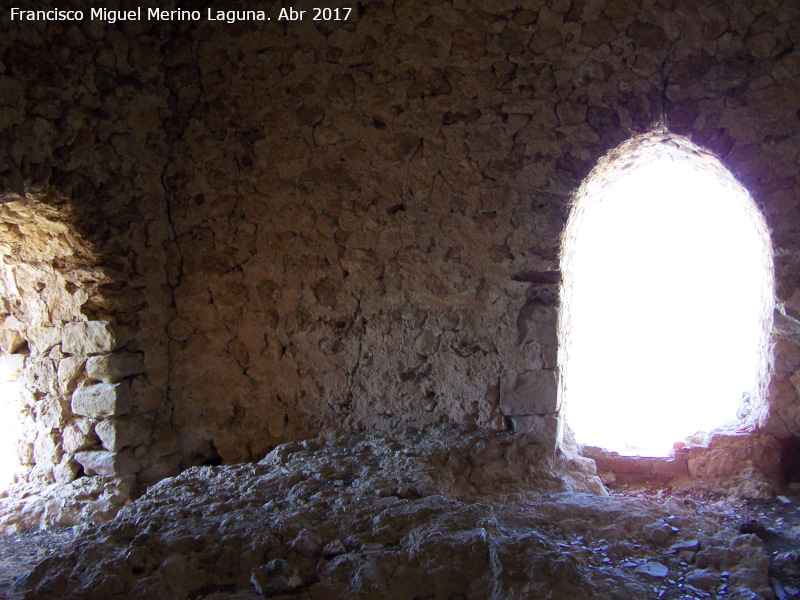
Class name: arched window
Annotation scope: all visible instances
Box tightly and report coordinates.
[559,133,774,457]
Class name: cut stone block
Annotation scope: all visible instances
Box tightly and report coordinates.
[0,354,25,382]
[74,450,139,476]
[62,321,116,355]
[95,417,150,451]
[71,382,131,418]
[86,352,144,383]
[500,369,559,415]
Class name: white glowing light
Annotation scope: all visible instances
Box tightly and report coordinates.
[0,380,23,490]
[564,152,770,456]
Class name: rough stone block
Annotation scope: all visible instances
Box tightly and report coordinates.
[500,370,559,415]
[57,356,85,394]
[62,321,116,355]
[95,417,150,451]
[762,377,800,438]
[86,352,144,383]
[786,288,800,321]
[33,431,62,466]
[772,340,800,377]
[774,307,800,336]
[28,325,62,355]
[510,414,560,450]
[0,354,25,382]
[0,329,25,354]
[71,382,131,418]
[74,450,139,476]
[53,458,80,483]
[22,357,57,394]
[39,395,70,429]
[516,304,558,346]
[61,423,95,454]
[542,344,557,369]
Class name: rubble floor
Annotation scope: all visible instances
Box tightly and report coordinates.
[0,428,797,600]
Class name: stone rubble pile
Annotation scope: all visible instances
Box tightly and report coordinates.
[10,427,773,600]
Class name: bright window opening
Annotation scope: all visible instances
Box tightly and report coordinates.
[560,135,774,457]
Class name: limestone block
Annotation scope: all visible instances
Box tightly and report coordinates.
[772,340,800,377]
[22,357,57,394]
[516,304,558,346]
[38,395,70,429]
[786,289,800,321]
[74,450,139,476]
[0,354,24,382]
[62,321,116,355]
[48,346,66,362]
[61,423,95,454]
[509,414,561,451]
[762,377,800,438]
[86,352,144,383]
[542,344,557,369]
[27,463,55,484]
[53,458,80,483]
[0,329,25,354]
[95,417,150,451]
[57,356,85,394]
[27,325,62,355]
[33,431,62,466]
[71,381,131,418]
[773,307,800,336]
[500,370,559,415]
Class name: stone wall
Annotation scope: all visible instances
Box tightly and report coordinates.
[1,0,800,497]
[164,0,800,462]
[0,4,175,502]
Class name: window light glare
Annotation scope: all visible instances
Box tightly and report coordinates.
[0,380,23,490]
[563,150,771,457]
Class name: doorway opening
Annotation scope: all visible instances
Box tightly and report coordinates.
[559,133,774,457]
